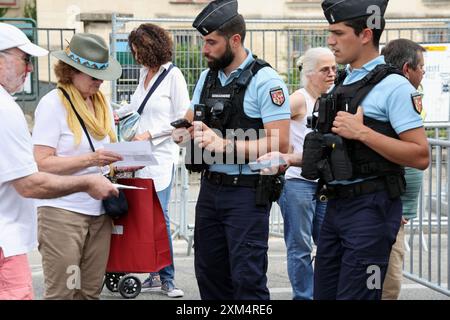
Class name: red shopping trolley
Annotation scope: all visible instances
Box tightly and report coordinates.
[103,178,172,299]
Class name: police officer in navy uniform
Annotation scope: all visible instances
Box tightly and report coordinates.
[306,0,429,300]
[172,0,290,300]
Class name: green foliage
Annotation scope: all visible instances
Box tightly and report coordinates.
[426,128,448,139]
[278,55,301,94]
[0,8,9,17]
[173,42,207,98]
[24,0,37,21]
[286,66,301,94]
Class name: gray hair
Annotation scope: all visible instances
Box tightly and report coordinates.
[296,47,334,86]
[381,39,426,71]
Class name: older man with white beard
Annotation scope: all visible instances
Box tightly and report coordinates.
[0,23,118,300]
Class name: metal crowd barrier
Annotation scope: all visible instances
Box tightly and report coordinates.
[10,18,448,296]
[403,138,450,296]
[168,138,450,296]
[110,15,450,101]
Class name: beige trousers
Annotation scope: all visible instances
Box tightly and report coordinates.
[38,206,112,300]
[382,224,405,300]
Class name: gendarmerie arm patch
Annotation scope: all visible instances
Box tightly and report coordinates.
[270,87,285,106]
[411,92,423,115]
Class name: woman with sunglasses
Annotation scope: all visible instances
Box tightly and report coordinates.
[31,33,125,299]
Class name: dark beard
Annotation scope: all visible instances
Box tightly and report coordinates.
[207,43,234,71]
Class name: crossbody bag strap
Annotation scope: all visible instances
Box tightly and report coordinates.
[58,87,96,153]
[136,64,174,115]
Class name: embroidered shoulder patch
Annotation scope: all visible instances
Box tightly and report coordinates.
[270,87,285,106]
[411,92,423,115]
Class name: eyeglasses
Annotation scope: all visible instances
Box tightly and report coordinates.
[1,50,32,65]
[318,65,337,75]
[22,53,32,65]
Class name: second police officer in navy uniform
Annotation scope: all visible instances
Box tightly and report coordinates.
[301,0,429,299]
[172,0,290,300]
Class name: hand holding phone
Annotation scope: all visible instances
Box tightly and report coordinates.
[248,158,287,172]
[171,118,192,129]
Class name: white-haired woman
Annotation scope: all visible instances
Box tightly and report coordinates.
[266,47,336,300]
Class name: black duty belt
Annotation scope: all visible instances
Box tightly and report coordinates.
[203,170,259,188]
[325,177,387,200]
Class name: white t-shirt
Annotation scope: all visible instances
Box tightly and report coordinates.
[285,88,317,181]
[0,85,38,258]
[32,89,115,216]
[116,63,190,191]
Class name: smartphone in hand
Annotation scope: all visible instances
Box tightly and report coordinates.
[171,118,192,129]
[248,158,287,172]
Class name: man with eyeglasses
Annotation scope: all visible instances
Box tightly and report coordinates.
[381,39,427,300]
[0,22,118,300]
[0,49,33,95]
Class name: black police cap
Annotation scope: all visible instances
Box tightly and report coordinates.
[193,0,238,36]
[322,0,389,24]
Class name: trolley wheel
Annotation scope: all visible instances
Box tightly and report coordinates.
[118,275,141,299]
[104,273,126,292]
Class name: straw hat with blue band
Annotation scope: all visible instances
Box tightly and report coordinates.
[52,33,122,81]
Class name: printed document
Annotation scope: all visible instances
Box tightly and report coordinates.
[103,141,158,167]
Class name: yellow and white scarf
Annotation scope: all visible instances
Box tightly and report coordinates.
[58,83,117,146]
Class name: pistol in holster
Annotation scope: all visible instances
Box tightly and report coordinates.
[255,174,285,207]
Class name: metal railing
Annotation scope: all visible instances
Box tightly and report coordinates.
[110,15,450,102]
[167,137,450,296]
[403,138,450,296]
[6,17,448,296]
[105,16,450,296]
[425,123,450,140]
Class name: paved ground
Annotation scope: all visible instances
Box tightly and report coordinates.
[29,237,450,300]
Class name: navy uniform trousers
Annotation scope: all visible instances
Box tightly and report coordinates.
[194,178,271,300]
[314,190,402,300]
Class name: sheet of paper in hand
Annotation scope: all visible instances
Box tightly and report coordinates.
[103,141,159,167]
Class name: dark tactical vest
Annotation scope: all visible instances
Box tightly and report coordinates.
[200,57,269,136]
[303,64,406,182]
[185,57,271,172]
